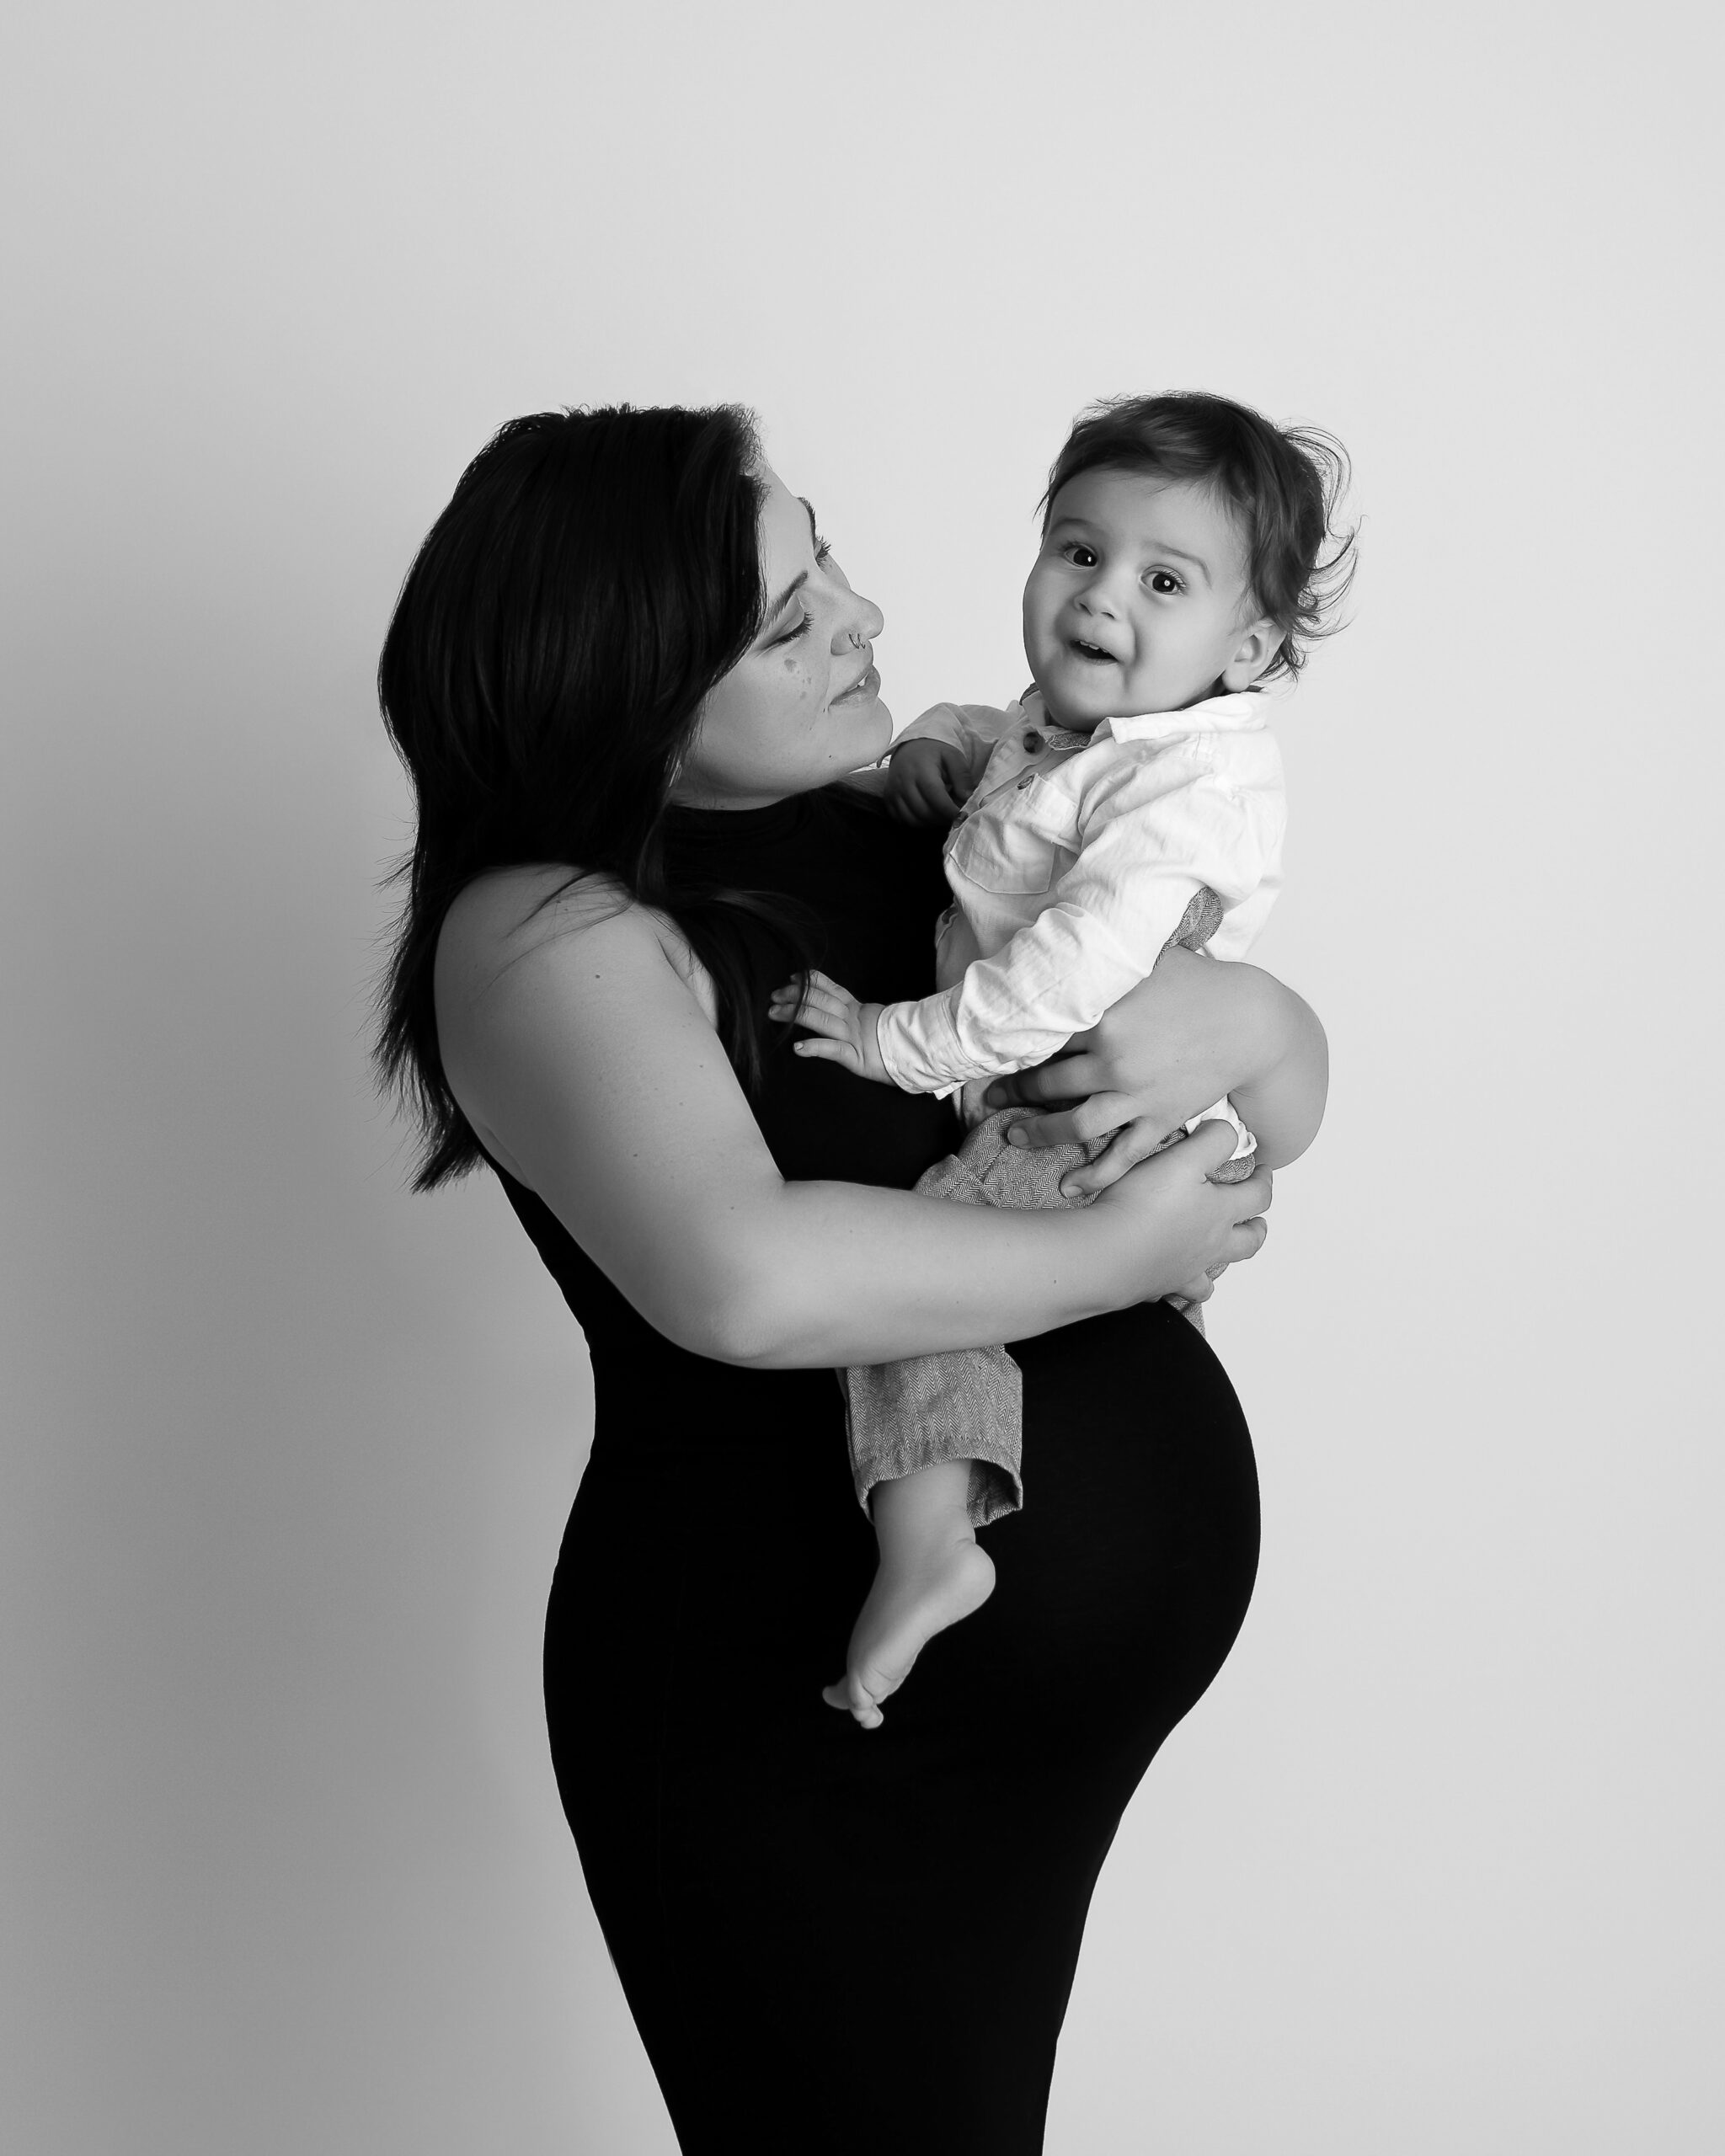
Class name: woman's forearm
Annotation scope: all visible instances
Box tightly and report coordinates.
[698,1180,1135,1367]
[698,1117,1265,1369]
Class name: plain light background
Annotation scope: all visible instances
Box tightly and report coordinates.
[4,2,1721,2150]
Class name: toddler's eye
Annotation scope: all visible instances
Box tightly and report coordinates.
[1148,570,1183,595]
[1061,542,1099,568]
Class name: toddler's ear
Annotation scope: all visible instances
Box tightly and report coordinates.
[1219,616,1282,691]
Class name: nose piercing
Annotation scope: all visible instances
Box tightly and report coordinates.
[849,631,867,650]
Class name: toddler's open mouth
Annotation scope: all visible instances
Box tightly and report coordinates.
[1068,639,1119,664]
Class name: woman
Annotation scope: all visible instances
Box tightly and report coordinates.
[377,404,1326,2153]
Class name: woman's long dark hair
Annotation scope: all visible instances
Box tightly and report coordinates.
[376,403,818,1188]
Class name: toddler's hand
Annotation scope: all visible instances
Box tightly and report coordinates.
[769,970,893,1085]
[884,738,970,826]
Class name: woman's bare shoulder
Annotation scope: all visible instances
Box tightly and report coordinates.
[435,865,714,1025]
[433,862,738,1202]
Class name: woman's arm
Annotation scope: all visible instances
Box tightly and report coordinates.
[435,872,1272,1370]
[984,946,1328,1194]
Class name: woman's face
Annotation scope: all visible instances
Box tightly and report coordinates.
[671,468,891,809]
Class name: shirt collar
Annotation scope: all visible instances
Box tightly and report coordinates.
[1092,687,1275,746]
[1016,687,1087,747]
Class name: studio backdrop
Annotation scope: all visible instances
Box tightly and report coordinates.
[4,3,1721,2151]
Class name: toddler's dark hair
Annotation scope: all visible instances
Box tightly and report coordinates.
[1040,391,1354,682]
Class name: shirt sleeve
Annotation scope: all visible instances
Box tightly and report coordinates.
[874,749,1284,1093]
[887,702,1015,798]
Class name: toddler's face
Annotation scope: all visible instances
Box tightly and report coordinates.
[1023,468,1275,728]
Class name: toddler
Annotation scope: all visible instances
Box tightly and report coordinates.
[770,392,1349,1727]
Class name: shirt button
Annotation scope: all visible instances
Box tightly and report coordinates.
[1022,729,1044,755]
[1017,774,1033,790]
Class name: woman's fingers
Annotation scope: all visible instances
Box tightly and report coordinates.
[1002,1088,1138,1152]
[1226,1160,1274,1219]
[1179,1116,1249,1176]
[1221,1213,1269,1265]
[1055,1114,1175,1198]
[1215,1164,1272,1268]
[985,1054,1103,1113]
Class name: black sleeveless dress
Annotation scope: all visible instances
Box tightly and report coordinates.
[497,787,1261,2154]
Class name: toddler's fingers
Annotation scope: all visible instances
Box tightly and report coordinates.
[792,973,857,1017]
[793,1037,864,1075]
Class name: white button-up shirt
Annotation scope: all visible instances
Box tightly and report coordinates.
[874,687,1286,1097]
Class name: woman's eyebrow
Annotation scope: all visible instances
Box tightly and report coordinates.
[755,499,825,632]
[761,570,809,631]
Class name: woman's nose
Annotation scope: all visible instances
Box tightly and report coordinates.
[840,592,884,648]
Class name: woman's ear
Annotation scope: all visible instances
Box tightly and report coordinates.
[1218,616,1283,691]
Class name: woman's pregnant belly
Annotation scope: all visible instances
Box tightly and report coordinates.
[543,1298,1258,2153]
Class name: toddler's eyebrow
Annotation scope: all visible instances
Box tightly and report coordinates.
[1151,542,1211,585]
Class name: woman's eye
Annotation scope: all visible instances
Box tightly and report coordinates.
[772,608,813,647]
[814,531,833,567]
[1148,570,1183,595]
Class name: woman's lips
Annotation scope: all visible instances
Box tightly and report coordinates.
[832,664,879,703]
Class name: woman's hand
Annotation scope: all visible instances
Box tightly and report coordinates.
[884,738,969,825]
[1089,1116,1272,1301]
[985,946,1327,1195]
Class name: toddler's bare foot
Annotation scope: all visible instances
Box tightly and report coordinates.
[823,1516,995,1731]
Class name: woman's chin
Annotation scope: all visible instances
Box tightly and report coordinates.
[841,698,894,769]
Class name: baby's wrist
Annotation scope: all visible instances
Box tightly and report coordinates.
[861,1004,892,1085]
